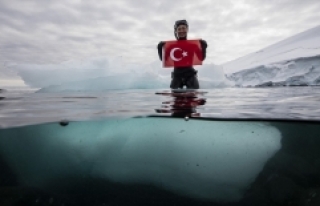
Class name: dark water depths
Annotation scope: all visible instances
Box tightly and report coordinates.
[1,87,320,206]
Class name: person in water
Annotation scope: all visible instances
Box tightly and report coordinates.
[157,19,208,89]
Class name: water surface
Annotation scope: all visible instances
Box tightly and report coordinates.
[1,87,320,128]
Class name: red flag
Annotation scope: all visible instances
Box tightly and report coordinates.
[163,40,203,68]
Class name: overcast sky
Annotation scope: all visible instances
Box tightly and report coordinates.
[1,0,320,85]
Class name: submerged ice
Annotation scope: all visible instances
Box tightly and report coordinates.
[0,117,281,201]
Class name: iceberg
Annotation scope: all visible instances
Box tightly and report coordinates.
[10,56,232,92]
[0,117,281,202]
[223,25,320,87]
[227,55,320,87]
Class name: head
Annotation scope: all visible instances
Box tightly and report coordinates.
[174,20,189,40]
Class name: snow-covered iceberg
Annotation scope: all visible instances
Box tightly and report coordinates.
[223,25,320,87]
[227,55,320,87]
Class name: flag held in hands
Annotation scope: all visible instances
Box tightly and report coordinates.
[163,40,203,68]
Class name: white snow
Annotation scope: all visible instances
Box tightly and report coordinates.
[222,25,320,87]
[223,25,320,74]
[226,56,320,87]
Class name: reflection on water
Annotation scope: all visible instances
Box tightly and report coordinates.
[0,89,5,101]
[155,89,206,117]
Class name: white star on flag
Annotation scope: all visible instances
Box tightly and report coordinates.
[182,51,188,57]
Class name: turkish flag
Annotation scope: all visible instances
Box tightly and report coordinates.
[163,40,203,68]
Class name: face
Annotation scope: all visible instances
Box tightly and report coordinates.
[176,25,188,38]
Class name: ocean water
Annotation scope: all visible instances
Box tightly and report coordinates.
[1,87,320,206]
[1,87,320,128]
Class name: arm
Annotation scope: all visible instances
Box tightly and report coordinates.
[157,41,165,61]
[199,39,207,60]
[194,43,203,61]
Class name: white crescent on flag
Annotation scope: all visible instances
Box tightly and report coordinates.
[170,48,182,61]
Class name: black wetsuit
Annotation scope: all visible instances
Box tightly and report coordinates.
[157,39,207,89]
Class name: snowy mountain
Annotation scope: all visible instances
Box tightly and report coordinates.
[223,25,320,87]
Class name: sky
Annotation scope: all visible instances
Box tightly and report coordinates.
[1,0,320,86]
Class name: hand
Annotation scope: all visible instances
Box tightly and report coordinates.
[157,41,165,50]
[199,39,207,49]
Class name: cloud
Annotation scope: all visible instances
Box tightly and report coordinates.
[0,0,319,78]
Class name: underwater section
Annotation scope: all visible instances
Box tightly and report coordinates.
[0,118,320,205]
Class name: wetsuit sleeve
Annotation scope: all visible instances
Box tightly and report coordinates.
[194,44,203,61]
[199,39,207,60]
[157,41,165,61]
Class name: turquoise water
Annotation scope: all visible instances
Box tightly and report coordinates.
[1,87,320,205]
